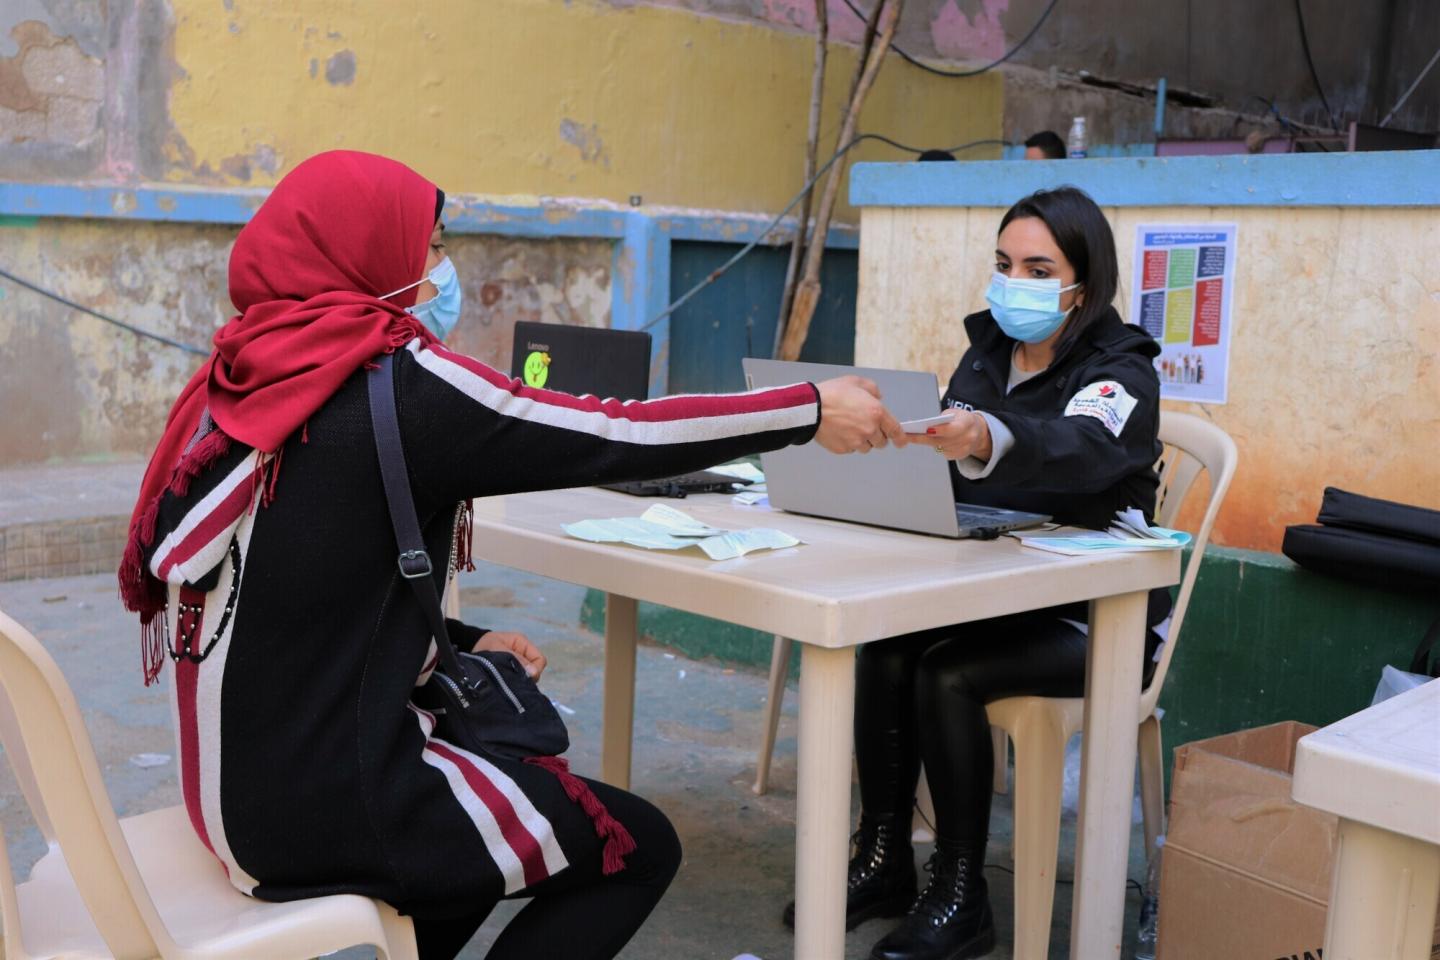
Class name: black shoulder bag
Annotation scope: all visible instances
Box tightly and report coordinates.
[367,353,569,760]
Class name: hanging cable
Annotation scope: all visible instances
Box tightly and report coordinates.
[839,0,1060,79]
[0,266,208,355]
[1293,0,1340,132]
[640,134,1007,332]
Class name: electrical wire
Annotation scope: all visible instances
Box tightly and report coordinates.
[839,0,1061,79]
[640,134,1008,332]
[1293,0,1340,132]
[0,265,208,356]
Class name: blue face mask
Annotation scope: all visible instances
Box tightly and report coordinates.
[985,272,1081,344]
[408,257,463,341]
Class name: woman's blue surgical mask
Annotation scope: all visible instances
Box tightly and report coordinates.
[379,257,463,340]
[985,272,1081,344]
[409,257,463,340]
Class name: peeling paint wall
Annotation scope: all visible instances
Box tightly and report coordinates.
[154,0,1000,217]
[854,204,1440,552]
[0,220,611,464]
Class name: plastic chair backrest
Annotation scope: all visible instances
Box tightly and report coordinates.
[0,608,172,959]
[1141,412,1238,715]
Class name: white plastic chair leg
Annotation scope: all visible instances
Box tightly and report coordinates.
[753,635,792,795]
[1007,706,1070,960]
[1138,712,1165,861]
[991,725,1009,795]
[913,767,937,843]
[376,899,420,960]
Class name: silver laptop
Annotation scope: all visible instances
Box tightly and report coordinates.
[742,359,1050,539]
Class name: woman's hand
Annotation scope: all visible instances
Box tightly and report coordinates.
[908,410,992,462]
[814,376,908,454]
[473,630,548,681]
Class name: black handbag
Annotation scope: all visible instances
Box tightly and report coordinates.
[367,353,569,760]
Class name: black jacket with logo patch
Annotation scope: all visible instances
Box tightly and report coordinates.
[944,305,1170,625]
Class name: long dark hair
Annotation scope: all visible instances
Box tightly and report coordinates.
[998,186,1118,352]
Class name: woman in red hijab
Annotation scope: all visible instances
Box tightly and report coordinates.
[120,150,902,959]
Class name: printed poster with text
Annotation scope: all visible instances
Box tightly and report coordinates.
[1130,224,1236,404]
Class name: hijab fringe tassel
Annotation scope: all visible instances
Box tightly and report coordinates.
[524,755,636,874]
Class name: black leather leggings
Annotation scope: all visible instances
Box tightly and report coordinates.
[855,610,1160,848]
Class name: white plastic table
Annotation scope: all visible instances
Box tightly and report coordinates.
[469,488,1179,959]
[1292,678,1440,960]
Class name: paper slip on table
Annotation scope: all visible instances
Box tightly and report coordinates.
[468,487,1180,959]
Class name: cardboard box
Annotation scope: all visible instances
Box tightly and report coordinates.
[1157,720,1440,960]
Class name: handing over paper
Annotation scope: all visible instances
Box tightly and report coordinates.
[563,504,802,561]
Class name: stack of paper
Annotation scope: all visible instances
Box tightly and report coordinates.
[562,503,800,561]
[1011,507,1192,556]
[710,461,769,506]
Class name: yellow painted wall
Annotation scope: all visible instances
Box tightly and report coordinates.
[166,0,1002,218]
[855,205,1440,553]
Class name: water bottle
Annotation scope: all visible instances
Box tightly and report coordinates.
[1134,834,1164,960]
[1067,116,1088,158]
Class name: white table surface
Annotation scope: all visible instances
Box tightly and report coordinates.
[469,487,1180,959]
[1293,677,1440,843]
[1292,677,1440,959]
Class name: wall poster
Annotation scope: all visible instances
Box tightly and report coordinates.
[1130,224,1236,404]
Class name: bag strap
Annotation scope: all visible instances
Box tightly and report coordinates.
[367,353,470,685]
[1410,614,1440,678]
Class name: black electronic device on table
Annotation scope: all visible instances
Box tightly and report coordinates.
[509,321,652,400]
[508,322,749,499]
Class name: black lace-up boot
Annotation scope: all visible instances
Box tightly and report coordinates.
[866,839,995,960]
[783,814,917,931]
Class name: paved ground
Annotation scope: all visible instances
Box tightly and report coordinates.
[0,459,145,526]
[0,561,1149,959]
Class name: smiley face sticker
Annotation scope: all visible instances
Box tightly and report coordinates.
[523,350,551,388]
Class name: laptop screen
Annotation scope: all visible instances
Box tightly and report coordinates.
[509,322,652,400]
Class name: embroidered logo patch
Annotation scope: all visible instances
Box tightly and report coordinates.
[1064,381,1137,437]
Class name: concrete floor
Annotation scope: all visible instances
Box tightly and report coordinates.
[0,561,1149,959]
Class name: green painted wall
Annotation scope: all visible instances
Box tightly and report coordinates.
[580,545,1436,787]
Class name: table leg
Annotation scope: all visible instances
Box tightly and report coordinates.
[1070,590,1147,960]
[793,643,856,960]
[601,593,638,791]
[1324,819,1440,960]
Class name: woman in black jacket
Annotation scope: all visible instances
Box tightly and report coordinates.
[785,187,1171,960]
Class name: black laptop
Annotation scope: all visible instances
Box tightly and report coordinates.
[507,322,750,498]
[510,321,652,400]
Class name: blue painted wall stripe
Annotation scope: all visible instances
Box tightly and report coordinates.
[851,150,1440,208]
[611,213,673,396]
[0,182,264,223]
[0,181,860,248]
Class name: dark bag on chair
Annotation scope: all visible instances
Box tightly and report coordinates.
[367,353,569,760]
[1282,487,1440,594]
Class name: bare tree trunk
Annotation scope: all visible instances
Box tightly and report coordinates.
[779,0,902,361]
[773,0,829,358]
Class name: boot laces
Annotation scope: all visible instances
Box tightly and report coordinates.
[847,820,895,889]
[910,851,970,927]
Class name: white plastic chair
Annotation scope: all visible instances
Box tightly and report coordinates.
[0,607,419,960]
[922,411,1237,959]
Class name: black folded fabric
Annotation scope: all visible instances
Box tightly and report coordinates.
[1282,523,1440,594]
[1316,487,1440,546]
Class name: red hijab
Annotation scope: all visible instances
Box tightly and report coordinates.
[120,151,440,657]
